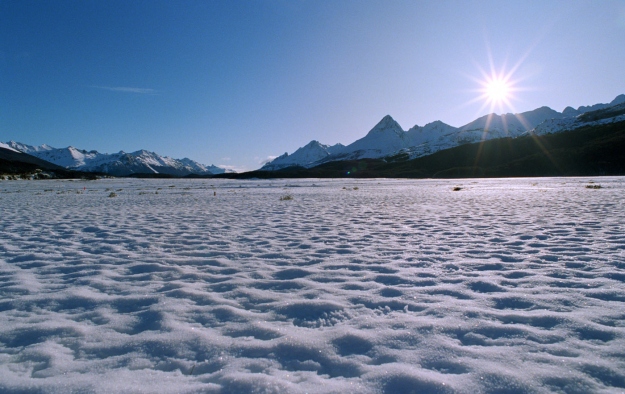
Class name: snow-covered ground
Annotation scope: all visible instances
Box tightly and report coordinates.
[1,177,624,393]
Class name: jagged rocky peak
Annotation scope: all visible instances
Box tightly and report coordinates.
[562,106,578,116]
[326,143,345,155]
[301,140,345,153]
[407,120,454,134]
[303,140,325,149]
[259,137,349,170]
[367,115,404,136]
[610,94,625,106]
[132,149,154,156]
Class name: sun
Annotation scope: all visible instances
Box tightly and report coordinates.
[463,50,528,117]
[485,77,509,104]
[479,72,515,112]
[461,57,534,134]
[462,44,539,129]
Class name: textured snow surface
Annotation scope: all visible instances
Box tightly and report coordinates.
[1,177,624,393]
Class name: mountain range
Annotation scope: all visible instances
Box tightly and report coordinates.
[0,142,227,177]
[261,94,625,170]
[3,94,624,178]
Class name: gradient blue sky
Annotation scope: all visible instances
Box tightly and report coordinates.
[2,0,624,171]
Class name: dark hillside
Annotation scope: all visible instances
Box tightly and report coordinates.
[381,120,625,177]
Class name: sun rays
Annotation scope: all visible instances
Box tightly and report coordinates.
[459,47,553,172]
[475,67,520,117]
[460,46,538,136]
[483,75,511,107]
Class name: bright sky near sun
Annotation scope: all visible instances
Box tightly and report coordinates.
[1,0,624,171]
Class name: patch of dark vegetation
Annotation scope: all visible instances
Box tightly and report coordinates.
[384,152,410,163]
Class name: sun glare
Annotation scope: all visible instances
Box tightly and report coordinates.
[485,78,509,103]
[479,72,515,112]
[460,43,541,137]
[461,50,536,136]
[462,47,533,119]
[467,67,523,119]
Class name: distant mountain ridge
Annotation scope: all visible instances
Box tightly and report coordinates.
[4,142,228,177]
[262,141,345,171]
[262,94,625,170]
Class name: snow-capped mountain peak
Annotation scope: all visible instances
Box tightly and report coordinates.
[334,115,409,159]
[7,141,53,153]
[424,120,449,128]
[366,115,404,137]
[303,140,323,149]
[261,140,346,170]
[410,120,457,134]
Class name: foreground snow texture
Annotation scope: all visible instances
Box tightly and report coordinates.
[1,178,624,394]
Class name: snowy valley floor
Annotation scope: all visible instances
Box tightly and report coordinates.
[0,177,624,393]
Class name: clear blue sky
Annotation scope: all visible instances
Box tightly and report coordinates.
[2,0,624,171]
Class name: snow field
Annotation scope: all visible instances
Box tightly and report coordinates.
[0,177,624,393]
